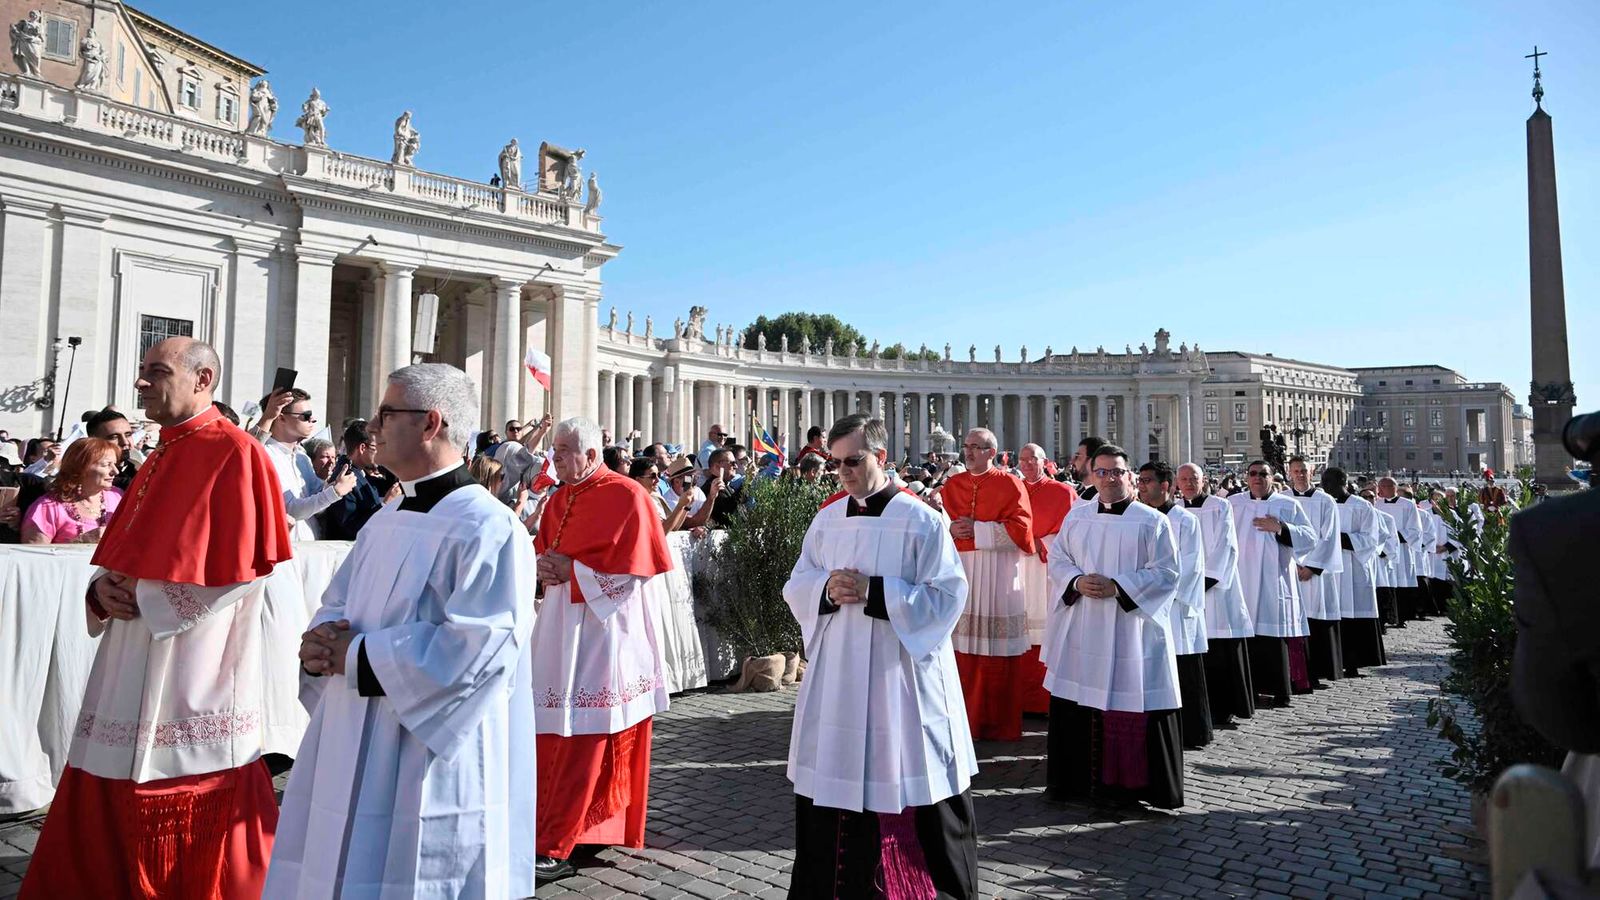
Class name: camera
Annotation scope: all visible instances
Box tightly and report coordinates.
[1562,411,1600,463]
[66,336,82,347]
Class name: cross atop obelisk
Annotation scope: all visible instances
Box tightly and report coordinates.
[1526,46,1548,106]
[1524,47,1577,489]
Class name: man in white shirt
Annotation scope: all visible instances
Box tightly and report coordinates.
[697,423,727,468]
[257,388,354,539]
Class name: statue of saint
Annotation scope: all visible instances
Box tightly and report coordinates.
[644,316,653,340]
[944,343,952,361]
[74,29,107,93]
[607,308,618,331]
[560,149,586,201]
[295,88,330,147]
[1140,342,1149,359]
[674,318,684,340]
[1021,344,1028,363]
[498,139,522,190]
[757,332,767,351]
[583,172,602,216]
[869,341,880,359]
[625,311,635,335]
[246,80,277,136]
[391,111,420,166]
[994,345,1002,363]
[10,11,43,78]
[824,337,834,357]
[968,345,976,363]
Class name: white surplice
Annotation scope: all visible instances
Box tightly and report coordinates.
[1020,554,1049,646]
[1163,505,1208,656]
[953,521,1031,657]
[1227,492,1317,639]
[783,492,977,814]
[1376,496,1424,586]
[1043,501,1181,712]
[1286,488,1344,622]
[71,575,266,782]
[264,485,538,900]
[1335,495,1382,619]
[531,554,668,737]
[1373,506,1400,590]
[1185,494,1252,640]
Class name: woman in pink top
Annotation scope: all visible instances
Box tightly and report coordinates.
[20,437,124,544]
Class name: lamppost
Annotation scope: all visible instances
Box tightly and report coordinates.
[1353,425,1386,478]
[1286,410,1314,459]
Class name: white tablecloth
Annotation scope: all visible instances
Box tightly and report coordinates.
[0,535,726,813]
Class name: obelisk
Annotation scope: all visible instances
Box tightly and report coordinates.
[1524,47,1576,490]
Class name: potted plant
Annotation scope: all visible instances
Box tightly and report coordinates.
[1425,480,1563,831]
[700,475,828,691]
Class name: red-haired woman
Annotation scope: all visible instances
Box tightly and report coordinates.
[20,438,123,544]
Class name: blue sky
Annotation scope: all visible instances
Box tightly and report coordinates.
[157,1,1597,406]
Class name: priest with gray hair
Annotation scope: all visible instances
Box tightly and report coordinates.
[529,416,673,884]
[265,363,539,899]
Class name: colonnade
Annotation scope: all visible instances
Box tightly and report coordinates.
[597,371,1204,465]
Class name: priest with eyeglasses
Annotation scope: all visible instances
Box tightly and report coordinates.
[266,364,539,899]
[1228,460,1318,707]
[784,413,980,897]
[1043,444,1183,808]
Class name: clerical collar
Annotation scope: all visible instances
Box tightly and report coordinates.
[1334,493,1350,503]
[1292,487,1318,497]
[1383,496,1399,504]
[157,404,221,443]
[1097,497,1134,515]
[1155,500,1176,514]
[401,461,467,498]
[398,462,475,514]
[846,481,898,518]
[1185,493,1208,508]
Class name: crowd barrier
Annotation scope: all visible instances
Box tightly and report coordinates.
[0,531,729,815]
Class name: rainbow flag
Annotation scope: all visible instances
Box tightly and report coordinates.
[750,418,783,460]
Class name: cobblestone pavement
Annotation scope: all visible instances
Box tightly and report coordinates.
[0,618,1486,899]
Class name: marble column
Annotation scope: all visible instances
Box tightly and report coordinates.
[618,372,635,447]
[639,376,654,449]
[801,388,815,441]
[1018,394,1033,450]
[911,393,926,458]
[939,392,952,439]
[379,262,414,378]
[0,198,52,433]
[598,370,615,436]
[490,276,522,427]
[679,376,696,448]
[887,391,902,459]
[822,388,836,429]
[291,246,337,408]
[959,393,973,437]
[992,394,1006,451]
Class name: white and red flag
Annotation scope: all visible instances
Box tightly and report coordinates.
[524,346,552,391]
[530,452,559,492]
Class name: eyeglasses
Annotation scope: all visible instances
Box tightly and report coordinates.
[286,410,316,423]
[1247,470,1271,478]
[961,444,994,452]
[1093,467,1130,478]
[839,452,871,468]
[374,407,443,428]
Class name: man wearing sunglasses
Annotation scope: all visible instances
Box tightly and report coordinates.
[696,424,727,468]
[783,414,979,898]
[258,387,355,540]
[1228,460,1318,707]
[942,427,1035,742]
[1043,444,1182,808]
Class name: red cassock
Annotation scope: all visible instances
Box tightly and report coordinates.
[22,405,290,900]
[1020,478,1076,715]
[533,467,671,860]
[941,469,1035,741]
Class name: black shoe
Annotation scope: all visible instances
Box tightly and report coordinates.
[535,855,575,884]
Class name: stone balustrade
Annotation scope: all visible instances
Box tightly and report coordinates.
[0,72,591,231]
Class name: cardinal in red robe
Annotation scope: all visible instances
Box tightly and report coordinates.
[529,417,673,884]
[1018,444,1075,716]
[23,338,290,900]
[941,428,1035,742]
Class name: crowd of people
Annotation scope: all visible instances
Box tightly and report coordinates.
[0,335,1521,899]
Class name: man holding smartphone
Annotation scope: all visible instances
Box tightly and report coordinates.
[257,387,355,540]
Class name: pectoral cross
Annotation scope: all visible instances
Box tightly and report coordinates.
[1526,46,1547,105]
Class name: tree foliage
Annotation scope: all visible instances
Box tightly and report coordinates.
[1425,481,1563,794]
[698,476,829,659]
[744,313,866,356]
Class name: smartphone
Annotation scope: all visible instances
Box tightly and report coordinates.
[272,367,298,393]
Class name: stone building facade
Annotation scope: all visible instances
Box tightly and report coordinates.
[0,2,612,437]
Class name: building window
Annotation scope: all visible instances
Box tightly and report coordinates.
[1233,390,1245,397]
[1205,402,1218,424]
[1378,380,1387,386]
[44,17,77,61]
[137,315,195,391]
[1430,434,1444,445]
[179,74,201,109]
[1405,452,1416,461]
[1234,431,1248,443]
[1432,379,1441,385]
[1079,406,1087,424]
[1205,430,1220,443]
[1403,433,1416,444]
[1432,451,1445,462]
[1405,379,1413,386]
[1430,409,1443,428]
[1377,411,1388,427]
[217,91,237,124]
[1233,403,1247,423]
